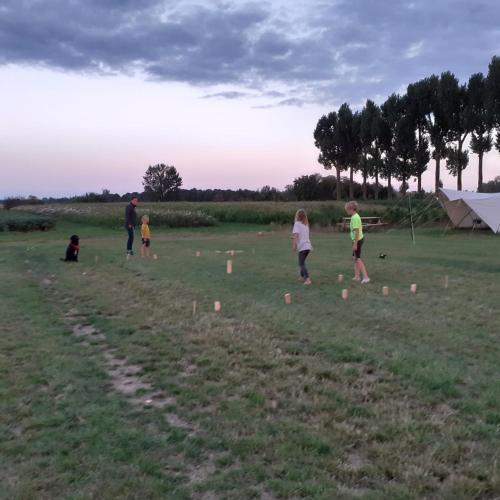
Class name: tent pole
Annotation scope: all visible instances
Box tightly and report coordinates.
[408,192,415,245]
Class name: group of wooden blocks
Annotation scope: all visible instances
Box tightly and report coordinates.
[185,250,449,314]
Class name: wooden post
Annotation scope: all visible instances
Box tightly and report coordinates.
[153,254,158,260]
[338,274,344,284]
[226,260,233,274]
[341,289,349,300]
[196,251,201,257]
[192,300,197,316]
[410,283,417,294]
[230,250,235,256]
[214,301,221,312]
[444,275,449,289]
[95,255,99,264]
[382,286,389,296]
[284,293,292,304]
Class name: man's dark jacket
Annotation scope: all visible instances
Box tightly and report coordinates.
[125,203,137,228]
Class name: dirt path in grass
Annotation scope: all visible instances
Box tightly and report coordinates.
[66,306,192,429]
[37,277,229,498]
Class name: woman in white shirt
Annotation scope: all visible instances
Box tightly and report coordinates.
[292,209,312,285]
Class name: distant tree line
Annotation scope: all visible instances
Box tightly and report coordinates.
[0,176,398,207]
[314,55,500,200]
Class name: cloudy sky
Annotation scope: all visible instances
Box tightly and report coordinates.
[1,0,499,197]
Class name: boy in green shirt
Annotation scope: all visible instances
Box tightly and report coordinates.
[345,201,370,284]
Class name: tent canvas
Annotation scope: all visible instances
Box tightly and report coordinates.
[438,188,500,233]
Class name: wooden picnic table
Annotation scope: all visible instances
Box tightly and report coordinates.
[336,216,387,232]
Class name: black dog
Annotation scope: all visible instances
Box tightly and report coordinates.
[61,235,80,262]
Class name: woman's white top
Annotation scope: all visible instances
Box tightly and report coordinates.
[292,221,312,252]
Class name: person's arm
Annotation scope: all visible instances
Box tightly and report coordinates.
[125,205,132,228]
[292,233,298,251]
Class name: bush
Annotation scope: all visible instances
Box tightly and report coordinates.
[15,204,217,229]
[0,211,55,232]
[140,209,217,228]
[3,197,44,210]
[13,199,446,229]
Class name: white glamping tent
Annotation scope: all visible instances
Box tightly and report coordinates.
[438,188,500,233]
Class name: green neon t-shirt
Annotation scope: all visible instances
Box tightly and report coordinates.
[350,213,363,241]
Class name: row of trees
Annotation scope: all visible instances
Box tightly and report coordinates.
[314,56,500,200]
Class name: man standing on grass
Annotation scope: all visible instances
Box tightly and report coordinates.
[125,196,138,256]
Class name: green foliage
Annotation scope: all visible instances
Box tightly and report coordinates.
[487,55,500,128]
[482,176,500,193]
[15,200,446,229]
[0,210,55,232]
[197,202,348,226]
[143,164,183,201]
[3,196,44,210]
[313,104,361,200]
[15,204,216,229]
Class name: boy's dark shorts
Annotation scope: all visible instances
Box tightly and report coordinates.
[352,237,364,259]
[141,238,150,247]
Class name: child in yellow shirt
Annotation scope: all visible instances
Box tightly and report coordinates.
[141,214,151,258]
[345,201,370,284]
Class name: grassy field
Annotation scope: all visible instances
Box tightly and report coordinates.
[1,220,499,499]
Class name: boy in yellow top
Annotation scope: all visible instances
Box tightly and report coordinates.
[345,201,370,284]
[140,214,151,258]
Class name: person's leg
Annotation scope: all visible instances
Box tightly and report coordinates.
[141,239,145,257]
[353,256,360,280]
[358,259,369,280]
[356,239,369,281]
[300,250,311,284]
[298,252,305,279]
[127,227,134,254]
[298,251,307,278]
[146,240,150,257]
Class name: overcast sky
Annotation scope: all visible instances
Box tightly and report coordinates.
[1,0,499,197]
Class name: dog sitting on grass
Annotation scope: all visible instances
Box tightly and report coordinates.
[61,235,80,262]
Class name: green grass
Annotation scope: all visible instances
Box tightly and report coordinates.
[1,222,499,499]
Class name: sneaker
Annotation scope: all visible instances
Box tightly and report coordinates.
[361,278,371,284]
[304,278,312,285]
[352,277,361,282]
